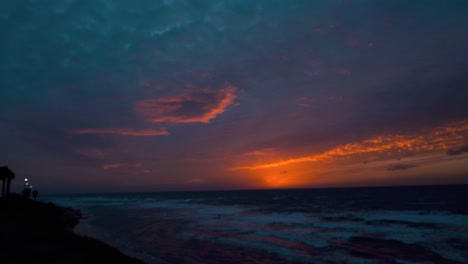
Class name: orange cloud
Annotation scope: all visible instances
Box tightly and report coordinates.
[73,128,169,136]
[135,85,238,123]
[232,120,468,170]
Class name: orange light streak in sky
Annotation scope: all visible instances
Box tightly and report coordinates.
[232,120,468,171]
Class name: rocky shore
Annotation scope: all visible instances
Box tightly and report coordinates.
[0,194,143,264]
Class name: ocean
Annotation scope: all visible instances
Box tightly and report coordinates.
[46,185,468,263]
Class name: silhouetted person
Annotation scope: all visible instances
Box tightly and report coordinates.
[33,190,38,200]
[22,188,31,199]
[0,173,4,197]
[0,166,15,197]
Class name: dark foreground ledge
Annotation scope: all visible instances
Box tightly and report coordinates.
[0,194,143,264]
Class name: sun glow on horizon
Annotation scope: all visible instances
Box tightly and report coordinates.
[232,120,468,189]
[232,120,468,171]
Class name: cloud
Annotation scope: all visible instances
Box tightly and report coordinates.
[387,164,418,171]
[242,148,275,157]
[136,85,238,124]
[73,128,169,136]
[344,38,362,47]
[186,178,204,184]
[344,38,375,49]
[331,68,351,76]
[447,145,468,156]
[102,163,124,170]
[232,120,468,170]
[297,96,315,108]
[73,86,238,137]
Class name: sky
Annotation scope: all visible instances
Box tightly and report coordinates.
[1,0,468,193]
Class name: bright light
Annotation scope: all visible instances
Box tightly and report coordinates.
[25,178,28,182]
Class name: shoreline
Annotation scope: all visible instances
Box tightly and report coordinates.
[71,203,301,264]
[0,194,143,263]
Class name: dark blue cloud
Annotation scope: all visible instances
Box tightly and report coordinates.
[447,145,468,156]
[387,164,419,171]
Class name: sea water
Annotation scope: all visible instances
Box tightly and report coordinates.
[46,185,468,263]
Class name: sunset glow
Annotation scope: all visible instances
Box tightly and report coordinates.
[232,121,468,171]
[231,121,468,188]
[1,1,467,193]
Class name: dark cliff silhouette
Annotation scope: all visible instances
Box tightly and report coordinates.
[0,165,141,263]
[0,166,15,197]
[0,194,143,263]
